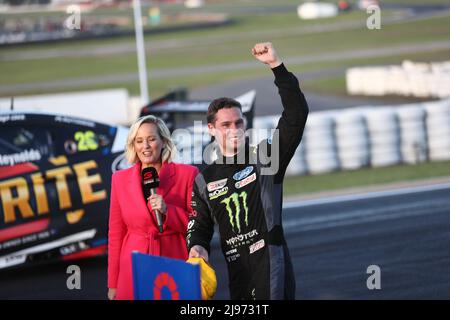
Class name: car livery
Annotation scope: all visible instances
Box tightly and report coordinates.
[0,111,129,270]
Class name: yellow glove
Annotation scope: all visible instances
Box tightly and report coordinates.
[187,257,217,300]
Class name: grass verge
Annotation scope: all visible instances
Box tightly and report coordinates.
[283,160,450,196]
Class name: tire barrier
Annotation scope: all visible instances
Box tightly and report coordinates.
[171,99,450,176]
[297,2,339,20]
[251,99,450,176]
[424,100,450,161]
[303,111,340,174]
[347,61,450,99]
[335,108,370,170]
[396,104,428,164]
[285,142,308,176]
[365,107,401,167]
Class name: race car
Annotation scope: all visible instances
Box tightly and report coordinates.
[0,90,255,270]
[0,111,129,270]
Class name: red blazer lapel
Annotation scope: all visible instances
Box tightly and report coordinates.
[157,162,175,198]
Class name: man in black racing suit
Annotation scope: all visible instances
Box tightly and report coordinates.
[187,42,309,300]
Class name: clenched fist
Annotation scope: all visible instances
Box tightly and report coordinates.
[251,42,282,69]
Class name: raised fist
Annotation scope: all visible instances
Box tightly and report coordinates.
[251,42,282,69]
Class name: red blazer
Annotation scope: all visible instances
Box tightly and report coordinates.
[107,161,198,300]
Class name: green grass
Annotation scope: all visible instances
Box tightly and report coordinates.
[3,45,450,100]
[0,55,139,85]
[283,160,450,196]
[1,1,449,101]
[5,45,450,99]
[1,11,449,90]
[0,8,373,55]
[1,66,270,99]
[0,9,377,56]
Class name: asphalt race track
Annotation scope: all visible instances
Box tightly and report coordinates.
[0,183,449,300]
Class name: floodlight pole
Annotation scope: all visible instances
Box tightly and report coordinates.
[133,0,150,105]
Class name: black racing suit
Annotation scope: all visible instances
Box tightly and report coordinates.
[187,64,309,300]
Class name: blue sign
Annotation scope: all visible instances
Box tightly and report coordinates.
[132,252,202,300]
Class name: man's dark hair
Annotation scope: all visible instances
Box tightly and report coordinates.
[207,97,242,124]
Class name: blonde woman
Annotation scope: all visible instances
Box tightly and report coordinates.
[107,115,198,300]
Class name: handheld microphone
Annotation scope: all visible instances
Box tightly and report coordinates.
[142,167,163,233]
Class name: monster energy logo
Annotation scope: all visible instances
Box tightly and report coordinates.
[221,191,249,233]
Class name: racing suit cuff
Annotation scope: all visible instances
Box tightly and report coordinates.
[271,63,289,78]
